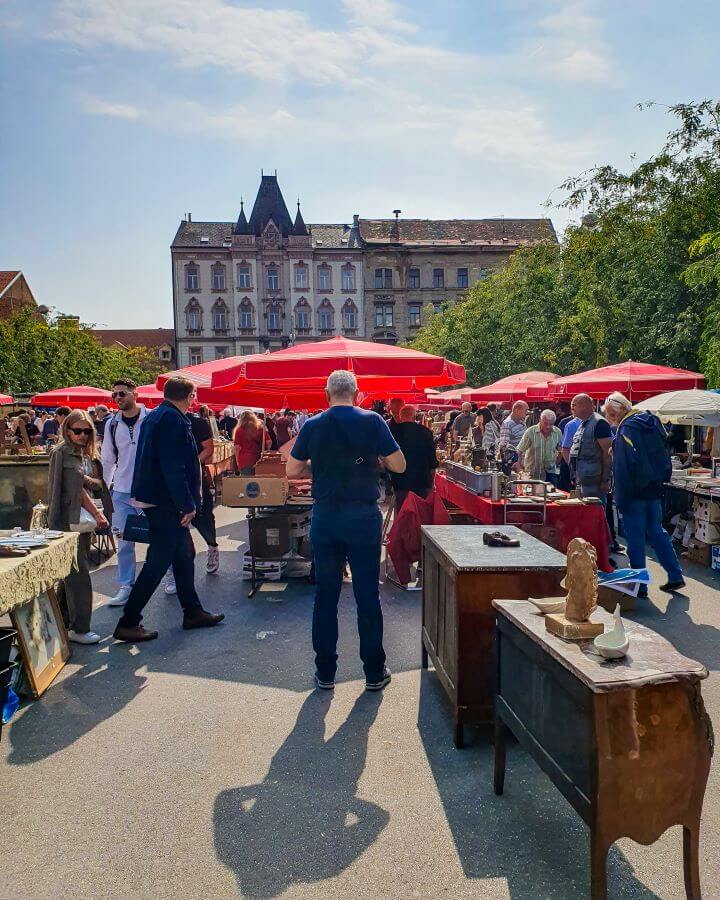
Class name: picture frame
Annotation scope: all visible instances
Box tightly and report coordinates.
[10,586,71,698]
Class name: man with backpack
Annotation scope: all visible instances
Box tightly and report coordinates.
[101,378,149,607]
[604,392,685,593]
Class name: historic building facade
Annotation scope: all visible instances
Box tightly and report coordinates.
[171,174,364,367]
[359,216,558,344]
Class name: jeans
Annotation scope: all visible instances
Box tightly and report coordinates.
[112,490,137,587]
[545,471,559,487]
[620,498,683,582]
[118,507,204,628]
[193,471,217,547]
[310,502,385,681]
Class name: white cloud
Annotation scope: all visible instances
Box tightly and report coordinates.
[535,1,616,85]
[81,96,142,119]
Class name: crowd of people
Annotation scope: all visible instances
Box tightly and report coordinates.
[15,368,691,690]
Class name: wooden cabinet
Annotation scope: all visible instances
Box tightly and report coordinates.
[421,525,566,746]
[493,600,713,900]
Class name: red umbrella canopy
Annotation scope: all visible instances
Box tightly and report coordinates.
[156,354,265,389]
[545,361,706,402]
[212,337,465,391]
[135,384,165,408]
[462,371,558,403]
[0,393,13,405]
[30,385,114,410]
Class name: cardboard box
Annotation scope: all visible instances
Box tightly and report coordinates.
[693,520,720,545]
[222,476,288,507]
[692,496,720,523]
[685,538,712,567]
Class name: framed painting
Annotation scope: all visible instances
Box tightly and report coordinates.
[10,586,71,698]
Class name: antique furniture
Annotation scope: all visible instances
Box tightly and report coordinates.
[493,599,713,900]
[421,525,566,747]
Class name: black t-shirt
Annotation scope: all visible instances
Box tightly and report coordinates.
[188,414,212,457]
[219,415,237,437]
[389,421,438,492]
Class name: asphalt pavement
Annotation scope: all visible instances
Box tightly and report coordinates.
[1,505,718,899]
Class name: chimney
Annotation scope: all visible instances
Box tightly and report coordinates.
[187,212,192,222]
[353,214,359,226]
[391,209,401,241]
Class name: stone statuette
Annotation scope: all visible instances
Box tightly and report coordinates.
[545,537,604,640]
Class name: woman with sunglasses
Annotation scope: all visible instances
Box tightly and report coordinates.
[47,410,109,644]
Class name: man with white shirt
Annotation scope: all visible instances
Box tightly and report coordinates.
[101,379,149,607]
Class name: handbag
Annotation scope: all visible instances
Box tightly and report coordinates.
[123,512,151,543]
[70,507,98,534]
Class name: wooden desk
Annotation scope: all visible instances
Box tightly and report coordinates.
[421,525,566,747]
[493,600,713,900]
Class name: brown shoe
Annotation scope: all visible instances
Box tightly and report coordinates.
[183,610,225,630]
[113,624,159,643]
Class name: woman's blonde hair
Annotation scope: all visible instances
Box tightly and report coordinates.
[235,410,260,437]
[61,409,98,458]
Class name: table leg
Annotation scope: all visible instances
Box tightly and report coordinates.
[493,716,507,796]
[421,640,428,670]
[454,721,465,749]
[590,829,609,900]
[683,823,702,900]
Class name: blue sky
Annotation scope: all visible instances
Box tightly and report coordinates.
[1,0,718,327]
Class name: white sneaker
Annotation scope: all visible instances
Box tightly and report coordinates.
[206,546,220,575]
[68,630,101,645]
[108,585,132,607]
[164,576,177,595]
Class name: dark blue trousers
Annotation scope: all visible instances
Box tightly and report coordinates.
[310,503,386,682]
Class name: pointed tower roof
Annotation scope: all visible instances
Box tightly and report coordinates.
[248,173,293,237]
[233,199,249,235]
[291,200,309,236]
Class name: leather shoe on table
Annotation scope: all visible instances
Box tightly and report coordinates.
[183,611,225,630]
[113,624,159,643]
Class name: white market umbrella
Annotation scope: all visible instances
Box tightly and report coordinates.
[636,389,720,426]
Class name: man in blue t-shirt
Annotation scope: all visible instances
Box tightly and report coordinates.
[288,370,406,692]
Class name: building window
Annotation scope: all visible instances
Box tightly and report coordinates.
[375,304,394,328]
[432,301,443,315]
[239,299,254,330]
[212,300,229,332]
[237,264,252,289]
[240,345,254,355]
[294,264,308,289]
[215,346,229,360]
[342,265,355,291]
[267,267,280,291]
[295,301,311,332]
[159,347,172,361]
[211,263,226,291]
[189,347,202,366]
[374,268,392,289]
[185,263,199,291]
[457,268,468,288]
[267,305,282,331]
[343,301,358,331]
[408,303,422,327]
[407,268,420,289]
[317,265,331,291]
[185,299,202,333]
[318,301,334,333]
[433,268,444,288]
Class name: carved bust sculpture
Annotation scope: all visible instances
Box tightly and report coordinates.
[564,538,598,622]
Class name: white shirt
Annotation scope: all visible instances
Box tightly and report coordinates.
[100,406,149,494]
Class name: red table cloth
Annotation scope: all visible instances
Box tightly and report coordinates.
[434,473,612,571]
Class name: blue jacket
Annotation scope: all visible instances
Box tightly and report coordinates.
[131,401,200,515]
[613,410,672,512]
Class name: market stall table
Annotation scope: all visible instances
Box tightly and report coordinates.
[421,525,566,747]
[493,599,713,900]
[434,472,612,572]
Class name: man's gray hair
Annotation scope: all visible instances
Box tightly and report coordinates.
[540,408,556,424]
[512,400,529,412]
[605,392,632,414]
[326,369,358,399]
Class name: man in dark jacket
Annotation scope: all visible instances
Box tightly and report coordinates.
[605,392,684,593]
[113,376,224,642]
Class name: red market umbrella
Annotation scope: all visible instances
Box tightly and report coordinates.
[30,385,114,410]
[156,355,265,389]
[135,383,165,408]
[212,337,465,392]
[462,371,558,404]
[544,361,706,402]
[0,393,13,405]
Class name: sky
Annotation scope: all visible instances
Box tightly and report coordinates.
[1,0,718,328]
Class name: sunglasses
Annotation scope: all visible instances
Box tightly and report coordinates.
[111,390,132,399]
[70,428,93,436]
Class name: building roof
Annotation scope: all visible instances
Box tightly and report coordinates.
[292,203,309,237]
[309,224,360,249]
[358,218,557,246]
[233,201,250,236]
[0,271,21,296]
[91,329,176,349]
[247,174,294,237]
[172,221,234,248]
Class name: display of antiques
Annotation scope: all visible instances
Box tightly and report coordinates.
[493,598,713,900]
[544,538,605,640]
[254,451,287,477]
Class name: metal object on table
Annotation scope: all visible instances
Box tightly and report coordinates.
[503,479,549,525]
[444,461,496,496]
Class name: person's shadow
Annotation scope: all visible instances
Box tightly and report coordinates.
[214,690,389,899]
